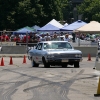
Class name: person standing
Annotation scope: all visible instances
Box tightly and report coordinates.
[51,34,59,41]
[72,32,76,42]
[40,34,46,41]
[64,34,70,42]
[45,32,51,41]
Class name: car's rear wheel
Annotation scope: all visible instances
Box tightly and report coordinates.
[74,62,79,68]
[42,57,50,68]
[31,60,39,67]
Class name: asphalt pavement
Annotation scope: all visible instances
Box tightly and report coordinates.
[0,57,100,100]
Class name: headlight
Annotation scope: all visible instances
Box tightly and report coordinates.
[78,54,82,57]
[47,55,54,58]
[75,54,82,57]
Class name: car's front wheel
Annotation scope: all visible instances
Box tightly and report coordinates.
[74,62,80,68]
[42,57,50,68]
[31,60,39,67]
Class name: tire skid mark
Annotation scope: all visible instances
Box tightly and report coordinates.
[3,89,17,100]
[1,76,43,100]
[0,88,4,100]
[24,69,84,100]
[30,84,63,100]
[2,68,94,100]
[24,69,85,92]
[58,69,84,99]
[2,81,25,100]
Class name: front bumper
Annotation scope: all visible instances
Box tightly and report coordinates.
[47,58,82,63]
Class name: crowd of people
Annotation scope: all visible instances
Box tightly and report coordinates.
[0,32,76,43]
[0,31,99,43]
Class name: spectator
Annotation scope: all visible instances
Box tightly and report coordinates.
[2,32,6,41]
[10,34,15,42]
[37,36,41,42]
[40,34,46,41]
[14,35,20,42]
[29,32,34,42]
[19,34,24,42]
[72,32,76,42]
[64,34,70,42]
[23,34,30,43]
[60,32,64,36]
[5,35,10,41]
[52,34,59,41]
[32,33,38,43]
[45,32,51,41]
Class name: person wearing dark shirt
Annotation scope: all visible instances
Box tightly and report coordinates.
[32,33,38,43]
[29,32,33,43]
[72,32,76,42]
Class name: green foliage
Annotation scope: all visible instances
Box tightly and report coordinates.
[0,0,68,30]
[77,0,100,22]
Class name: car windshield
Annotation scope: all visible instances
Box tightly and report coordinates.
[43,42,72,49]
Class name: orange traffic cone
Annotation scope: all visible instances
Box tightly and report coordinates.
[9,57,13,65]
[1,57,4,66]
[87,54,92,61]
[23,55,26,63]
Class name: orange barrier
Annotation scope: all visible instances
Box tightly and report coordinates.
[1,57,4,66]
[87,54,92,61]
[9,57,13,65]
[23,55,26,63]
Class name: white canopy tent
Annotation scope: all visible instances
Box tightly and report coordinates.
[74,21,100,47]
[47,19,63,28]
[37,19,63,32]
[74,21,100,33]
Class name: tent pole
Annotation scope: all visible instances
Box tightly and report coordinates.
[26,32,28,53]
[78,32,80,46]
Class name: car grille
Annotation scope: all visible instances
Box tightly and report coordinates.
[54,54,76,58]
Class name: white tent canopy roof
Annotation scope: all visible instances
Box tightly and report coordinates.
[74,21,100,33]
[64,23,68,26]
[47,19,63,28]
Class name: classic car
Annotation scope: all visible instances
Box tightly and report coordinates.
[28,41,82,68]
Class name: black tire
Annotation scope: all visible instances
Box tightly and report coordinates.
[74,62,80,68]
[42,57,50,68]
[62,64,68,68]
[31,60,39,67]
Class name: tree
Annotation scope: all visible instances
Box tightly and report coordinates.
[0,0,22,30]
[0,0,44,30]
[0,0,68,30]
[14,0,44,29]
[77,0,100,22]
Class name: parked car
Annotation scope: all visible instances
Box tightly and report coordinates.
[28,41,82,68]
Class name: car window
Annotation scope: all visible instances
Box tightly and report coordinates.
[44,43,51,49]
[35,44,39,49]
[66,43,72,49]
[43,42,72,49]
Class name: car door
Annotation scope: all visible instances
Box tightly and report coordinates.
[33,44,39,63]
[35,43,43,63]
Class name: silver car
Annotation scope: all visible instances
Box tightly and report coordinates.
[28,41,82,68]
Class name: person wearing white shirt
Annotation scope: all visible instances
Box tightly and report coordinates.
[64,34,70,42]
[45,32,51,41]
[40,34,46,41]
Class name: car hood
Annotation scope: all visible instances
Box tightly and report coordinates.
[46,49,82,54]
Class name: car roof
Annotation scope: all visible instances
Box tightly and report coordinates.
[39,41,69,43]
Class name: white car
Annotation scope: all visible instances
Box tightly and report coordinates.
[28,41,82,68]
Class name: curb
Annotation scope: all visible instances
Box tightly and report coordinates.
[0,54,28,57]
